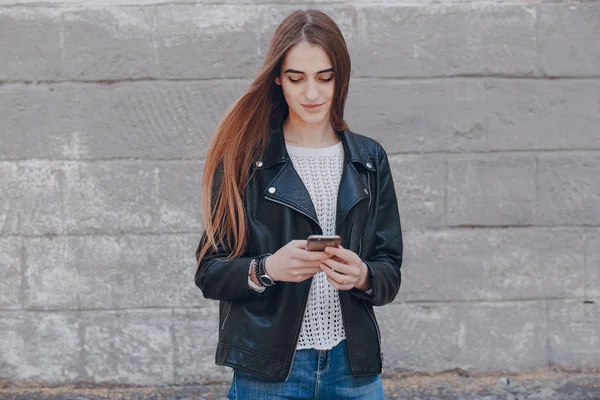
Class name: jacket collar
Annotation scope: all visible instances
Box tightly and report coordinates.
[257,114,373,234]
[255,114,376,172]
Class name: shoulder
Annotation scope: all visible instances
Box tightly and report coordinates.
[345,129,387,161]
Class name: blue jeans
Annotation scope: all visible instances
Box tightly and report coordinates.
[227,340,385,399]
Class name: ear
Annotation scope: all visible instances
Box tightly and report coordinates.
[274,76,281,86]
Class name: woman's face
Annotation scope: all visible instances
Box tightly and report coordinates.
[275,41,335,126]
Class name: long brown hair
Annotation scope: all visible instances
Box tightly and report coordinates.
[197,9,352,264]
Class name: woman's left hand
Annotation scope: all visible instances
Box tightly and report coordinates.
[320,245,371,291]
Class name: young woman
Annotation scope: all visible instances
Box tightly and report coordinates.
[195,9,402,400]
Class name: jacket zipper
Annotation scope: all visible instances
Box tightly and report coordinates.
[364,302,384,372]
[285,282,312,382]
[264,196,321,228]
[358,170,372,258]
[367,171,372,211]
[221,301,232,330]
[358,239,362,257]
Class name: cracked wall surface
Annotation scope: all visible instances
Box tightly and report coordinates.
[0,0,599,386]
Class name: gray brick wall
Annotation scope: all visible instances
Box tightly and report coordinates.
[0,0,598,386]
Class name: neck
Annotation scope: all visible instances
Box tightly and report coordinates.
[283,112,338,148]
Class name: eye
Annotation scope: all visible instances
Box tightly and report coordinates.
[321,76,333,82]
[288,77,302,83]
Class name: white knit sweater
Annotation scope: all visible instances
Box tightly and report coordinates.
[286,140,346,350]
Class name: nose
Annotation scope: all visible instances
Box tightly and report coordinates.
[305,79,318,102]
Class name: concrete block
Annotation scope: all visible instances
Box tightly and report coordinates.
[376,301,547,373]
[0,312,81,383]
[76,81,246,159]
[63,161,161,234]
[1,0,347,4]
[402,228,585,302]
[0,84,82,160]
[388,155,445,230]
[448,155,536,226]
[24,234,205,310]
[24,236,81,309]
[0,81,248,160]
[0,161,64,235]
[539,3,600,77]
[0,8,62,81]
[62,7,158,80]
[0,238,21,309]
[157,161,206,232]
[62,161,203,234]
[486,80,600,151]
[353,4,539,78]
[537,154,600,226]
[81,309,173,385]
[548,299,600,369]
[173,307,231,384]
[345,79,487,153]
[585,229,600,298]
[154,5,262,79]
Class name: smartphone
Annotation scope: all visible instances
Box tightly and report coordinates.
[306,235,341,252]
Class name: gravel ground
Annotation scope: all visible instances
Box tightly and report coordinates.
[1,369,599,399]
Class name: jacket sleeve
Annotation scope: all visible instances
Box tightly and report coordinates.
[194,234,273,301]
[194,163,274,302]
[351,148,403,306]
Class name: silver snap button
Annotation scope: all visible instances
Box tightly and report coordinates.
[366,162,372,169]
[268,187,276,194]
[256,161,263,167]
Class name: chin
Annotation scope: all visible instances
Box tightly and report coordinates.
[293,108,329,125]
[300,113,327,124]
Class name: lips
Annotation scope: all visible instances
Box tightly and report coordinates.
[302,103,324,110]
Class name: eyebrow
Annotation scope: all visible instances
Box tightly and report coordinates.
[283,68,334,75]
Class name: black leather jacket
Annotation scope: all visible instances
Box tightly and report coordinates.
[195,117,403,382]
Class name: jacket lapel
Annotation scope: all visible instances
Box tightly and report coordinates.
[264,162,320,227]
[259,116,320,227]
[335,159,369,234]
[257,114,374,232]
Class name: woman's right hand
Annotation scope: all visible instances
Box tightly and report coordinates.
[264,240,330,283]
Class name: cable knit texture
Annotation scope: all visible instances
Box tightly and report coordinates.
[286,140,346,350]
